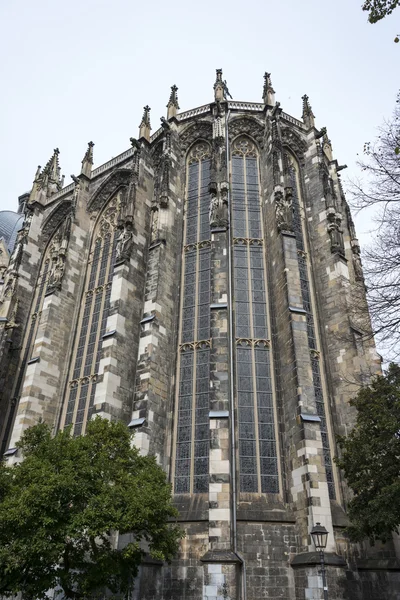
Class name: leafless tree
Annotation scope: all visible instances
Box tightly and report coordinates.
[349,92,400,358]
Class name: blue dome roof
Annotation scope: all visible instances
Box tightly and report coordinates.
[0,211,24,254]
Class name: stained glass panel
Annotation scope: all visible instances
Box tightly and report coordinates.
[175,146,211,494]
[231,140,279,494]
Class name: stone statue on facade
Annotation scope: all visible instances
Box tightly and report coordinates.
[47,214,72,293]
[48,256,65,291]
[327,211,345,256]
[3,274,17,300]
[275,187,293,232]
[8,241,23,272]
[116,221,134,262]
[351,241,364,282]
[5,299,19,330]
[209,191,220,228]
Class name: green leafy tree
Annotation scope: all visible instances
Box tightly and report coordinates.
[362,0,400,23]
[0,418,183,600]
[336,364,400,543]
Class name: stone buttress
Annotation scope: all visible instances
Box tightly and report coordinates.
[1,73,399,600]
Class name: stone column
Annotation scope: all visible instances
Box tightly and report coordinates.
[201,225,240,600]
[280,229,335,553]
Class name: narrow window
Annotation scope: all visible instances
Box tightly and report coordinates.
[174,142,211,494]
[231,136,279,494]
[62,195,119,435]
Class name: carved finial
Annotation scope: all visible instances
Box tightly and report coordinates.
[43,148,61,182]
[323,131,333,161]
[214,69,225,102]
[81,141,94,178]
[302,94,315,129]
[31,148,63,200]
[139,106,151,141]
[167,85,180,119]
[263,72,275,106]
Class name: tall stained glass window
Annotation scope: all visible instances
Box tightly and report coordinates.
[231,136,279,494]
[174,142,211,494]
[289,157,336,500]
[1,253,51,455]
[61,195,120,436]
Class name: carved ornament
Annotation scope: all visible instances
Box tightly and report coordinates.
[281,127,308,162]
[179,121,213,155]
[229,116,265,149]
[88,168,131,214]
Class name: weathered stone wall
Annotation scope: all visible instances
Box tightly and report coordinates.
[2,95,399,600]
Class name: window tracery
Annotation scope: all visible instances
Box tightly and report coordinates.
[174,142,211,494]
[61,193,120,435]
[231,136,279,495]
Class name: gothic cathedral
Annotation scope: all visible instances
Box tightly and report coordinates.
[0,71,398,599]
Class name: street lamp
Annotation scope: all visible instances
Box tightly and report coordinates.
[311,522,329,600]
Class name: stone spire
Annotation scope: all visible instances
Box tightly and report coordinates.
[81,141,94,178]
[29,148,63,203]
[323,131,333,161]
[167,85,180,120]
[262,72,275,106]
[42,148,61,187]
[139,105,151,141]
[301,94,315,129]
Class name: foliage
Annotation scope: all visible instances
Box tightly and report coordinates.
[336,363,400,543]
[349,92,400,357]
[362,0,400,23]
[0,418,183,600]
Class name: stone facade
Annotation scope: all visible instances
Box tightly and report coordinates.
[0,71,399,600]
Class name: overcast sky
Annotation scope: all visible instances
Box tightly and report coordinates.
[0,0,398,246]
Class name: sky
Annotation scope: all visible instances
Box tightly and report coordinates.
[0,0,398,248]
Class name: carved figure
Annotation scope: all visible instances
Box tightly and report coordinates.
[20,212,33,243]
[352,242,364,281]
[48,256,65,291]
[272,151,280,186]
[151,209,159,242]
[327,213,345,256]
[47,213,72,292]
[275,187,293,232]
[209,192,220,227]
[116,221,134,262]
[5,299,19,329]
[8,241,23,271]
[3,274,17,299]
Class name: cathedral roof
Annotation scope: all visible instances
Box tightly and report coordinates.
[0,210,24,254]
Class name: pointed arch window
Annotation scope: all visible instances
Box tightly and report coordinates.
[1,251,51,454]
[61,195,120,436]
[174,141,211,494]
[231,136,279,495]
